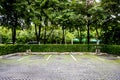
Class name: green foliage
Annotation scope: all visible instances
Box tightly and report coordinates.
[101,45,120,55]
[0,0,120,45]
[0,44,120,56]
[27,44,95,52]
[65,31,75,43]
[0,44,96,55]
[0,26,77,44]
[101,25,120,44]
[16,28,35,43]
[0,27,12,43]
[100,0,120,44]
[0,44,18,55]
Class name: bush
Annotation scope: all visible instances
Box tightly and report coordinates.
[30,44,95,52]
[0,44,17,55]
[0,44,96,55]
[101,45,120,55]
[0,44,120,56]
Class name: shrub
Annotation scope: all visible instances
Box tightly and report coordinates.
[0,44,17,55]
[0,44,120,56]
[0,44,96,55]
[101,45,120,55]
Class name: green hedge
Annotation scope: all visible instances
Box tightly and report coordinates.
[0,44,120,56]
[101,45,120,55]
[29,44,95,52]
[0,45,17,55]
[0,44,96,55]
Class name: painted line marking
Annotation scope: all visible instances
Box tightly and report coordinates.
[17,56,28,61]
[46,55,52,61]
[70,54,77,61]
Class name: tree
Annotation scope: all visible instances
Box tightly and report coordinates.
[0,0,28,44]
[0,0,18,44]
[85,0,94,44]
[52,0,71,44]
[69,0,86,43]
[88,5,106,41]
[27,0,60,44]
[101,0,120,44]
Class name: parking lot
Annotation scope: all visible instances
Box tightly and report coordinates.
[0,53,120,80]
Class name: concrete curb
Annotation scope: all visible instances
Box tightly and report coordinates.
[0,52,109,59]
[0,53,19,59]
[0,52,32,59]
[31,52,92,55]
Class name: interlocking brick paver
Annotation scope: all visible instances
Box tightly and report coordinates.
[0,54,120,80]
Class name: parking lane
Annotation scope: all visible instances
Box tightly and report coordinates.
[70,54,77,61]
[17,56,29,61]
[46,55,52,61]
[0,54,120,80]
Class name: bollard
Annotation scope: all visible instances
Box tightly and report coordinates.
[26,49,32,55]
[95,40,100,54]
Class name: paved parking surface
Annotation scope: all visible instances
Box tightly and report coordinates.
[0,53,120,80]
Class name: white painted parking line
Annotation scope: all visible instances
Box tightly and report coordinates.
[70,54,77,61]
[46,55,52,61]
[17,56,28,61]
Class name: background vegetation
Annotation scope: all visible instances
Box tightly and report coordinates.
[0,0,119,55]
[0,0,119,44]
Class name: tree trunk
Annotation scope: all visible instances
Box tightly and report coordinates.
[62,26,65,44]
[77,27,81,44]
[44,26,47,44]
[77,27,80,39]
[86,0,94,45]
[46,27,54,43]
[87,22,90,44]
[35,24,39,44]
[43,18,47,44]
[95,26,99,39]
[79,27,82,44]
[38,24,42,44]
[35,24,42,44]
[12,26,16,44]
[87,14,90,45]
[12,14,17,44]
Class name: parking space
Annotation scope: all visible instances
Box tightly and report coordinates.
[0,53,120,80]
